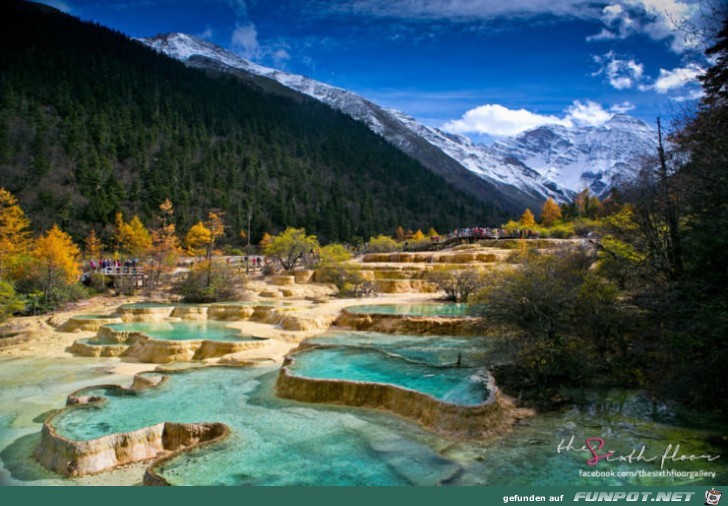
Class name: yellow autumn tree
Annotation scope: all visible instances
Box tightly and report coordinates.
[427,227,440,237]
[540,197,563,227]
[114,212,151,257]
[84,229,103,259]
[394,226,405,242]
[0,188,32,278]
[259,232,273,250]
[32,225,81,301]
[124,216,152,257]
[185,221,211,257]
[575,189,602,219]
[520,208,536,228]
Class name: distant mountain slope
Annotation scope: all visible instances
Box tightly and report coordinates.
[491,114,656,196]
[142,33,656,208]
[0,0,499,243]
[141,33,547,213]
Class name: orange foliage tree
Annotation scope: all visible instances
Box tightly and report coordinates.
[540,197,563,227]
[84,229,103,259]
[520,208,536,228]
[0,188,31,278]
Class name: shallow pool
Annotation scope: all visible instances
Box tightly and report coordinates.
[69,314,118,320]
[118,302,175,310]
[211,301,290,307]
[51,366,460,485]
[289,347,489,406]
[346,303,479,317]
[0,356,132,485]
[104,321,254,342]
[306,331,491,367]
[42,364,728,486]
[2,349,723,487]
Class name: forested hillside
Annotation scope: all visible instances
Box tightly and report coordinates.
[0,0,500,245]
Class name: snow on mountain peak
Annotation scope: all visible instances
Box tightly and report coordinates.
[140,32,656,207]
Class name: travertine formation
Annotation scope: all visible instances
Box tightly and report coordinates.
[35,376,230,478]
[276,346,529,440]
[334,309,482,336]
[58,315,124,332]
[64,301,336,363]
[70,330,269,363]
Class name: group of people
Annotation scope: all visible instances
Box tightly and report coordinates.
[432,227,510,243]
[87,258,142,275]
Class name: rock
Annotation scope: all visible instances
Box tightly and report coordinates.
[334,311,483,336]
[276,349,532,440]
[293,270,315,284]
[207,304,255,321]
[259,290,280,298]
[271,275,295,286]
[35,417,228,478]
[280,314,336,332]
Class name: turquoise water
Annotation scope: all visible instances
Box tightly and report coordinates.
[52,366,460,485]
[289,347,488,405]
[306,331,492,367]
[118,302,175,309]
[103,321,255,342]
[44,365,728,486]
[1,335,725,486]
[346,303,479,317]
[212,301,290,307]
[0,356,132,485]
[76,338,128,347]
[71,314,119,320]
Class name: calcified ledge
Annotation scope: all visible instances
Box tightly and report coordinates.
[334,309,482,336]
[69,327,270,363]
[276,345,530,440]
[34,367,238,484]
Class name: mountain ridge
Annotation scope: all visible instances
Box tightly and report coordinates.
[141,33,657,207]
[0,0,497,242]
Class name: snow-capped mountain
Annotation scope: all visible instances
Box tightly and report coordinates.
[491,114,656,196]
[140,33,656,209]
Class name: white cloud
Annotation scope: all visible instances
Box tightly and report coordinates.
[319,0,602,21]
[565,100,613,126]
[610,101,636,113]
[442,104,569,137]
[195,27,214,40]
[588,0,701,53]
[442,100,617,137]
[272,48,290,66]
[587,28,618,41]
[672,88,704,101]
[593,51,645,90]
[231,23,260,59]
[653,64,703,93]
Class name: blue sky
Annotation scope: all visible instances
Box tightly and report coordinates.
[39,0,712,140]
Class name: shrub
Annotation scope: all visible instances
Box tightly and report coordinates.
[428,269,486,302]
[367,235,399,253]
[88,273,111,293]
[174,261,245,303]
[0,280,25,322]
